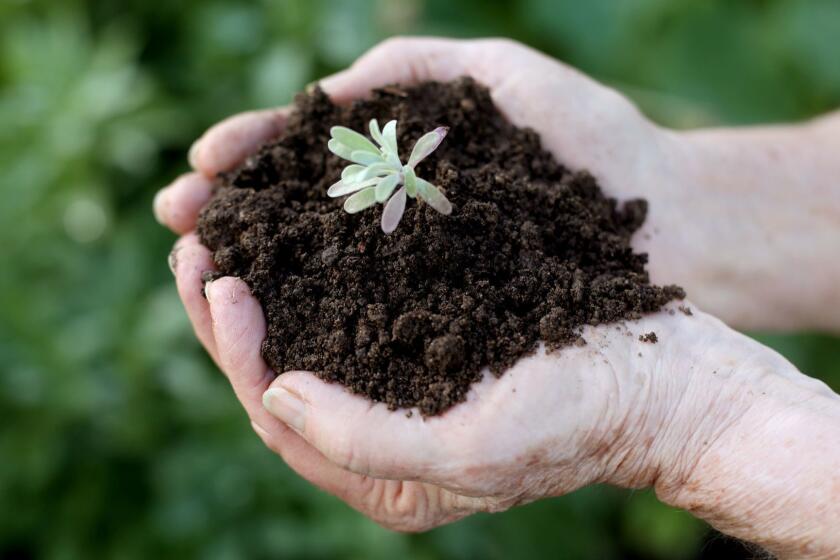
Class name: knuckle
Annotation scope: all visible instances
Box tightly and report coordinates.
[251,424,280,455]
[373,484,439,533]
[474,495,514,514]
[258,434,279,455]
[469,37,526,59]
[378,35,412,51]
[363,36,412,63]
[482,36,523,51]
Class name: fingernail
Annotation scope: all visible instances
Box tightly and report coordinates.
[153,189,166,225]
[188,140,201,169]
[204,279,214,302]
[251,421,270,440]
[263,387,306,433]
[167,247,179,275]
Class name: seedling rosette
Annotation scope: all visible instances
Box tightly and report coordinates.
[326,119,452,233]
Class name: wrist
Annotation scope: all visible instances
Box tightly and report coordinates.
[664,124,840,332]
[650,325,840,557]
[587,308,751,491]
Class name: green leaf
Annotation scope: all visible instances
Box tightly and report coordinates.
[408,126,448,168]
[327,138,354,161]
[330,126,379,154]
[341,164,366,183]
[416,177,452,215]
[343,187,378,213]
[350,150,385,166]
[403,166,417,198]
[384,149,402,168]
[381,186,407,234]
[359,162,398,182]
[374,173,400,202]
[369,119,384,145]
[327,177,379,197]
[381,119,398,156]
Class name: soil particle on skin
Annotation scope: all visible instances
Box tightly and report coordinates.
[197,78,684,416]
[679,305,694,316]
[639,332,659,344]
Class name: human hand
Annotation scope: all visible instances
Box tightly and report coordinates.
[155,37,840,556]
[164,247,840,557]
[157,37,840,332]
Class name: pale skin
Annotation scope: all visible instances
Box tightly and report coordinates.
[153,38,840,558]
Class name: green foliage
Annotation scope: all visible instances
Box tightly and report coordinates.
[1,0,838,558]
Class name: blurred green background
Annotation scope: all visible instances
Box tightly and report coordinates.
[2,0,839,558]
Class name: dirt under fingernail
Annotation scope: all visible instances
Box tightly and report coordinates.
[196,78,684,416]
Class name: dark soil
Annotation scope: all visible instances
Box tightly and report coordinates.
[197,78,684,416]
[639,332,659,344]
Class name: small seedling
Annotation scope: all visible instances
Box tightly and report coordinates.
[326,119,452,233]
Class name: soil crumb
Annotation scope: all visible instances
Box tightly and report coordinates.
[639,332,659,344]
[197,78,684,415]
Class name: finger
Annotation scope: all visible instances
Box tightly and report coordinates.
[172,234,219,364]
[201,278,481,528]
[189,107,290,178]
[153,172,213,234]
[251,419,481,532]
[318,37,477,102]
[317,37,617,171]
[262,370,458,482]
[202,277,359,502]
[204,276,278,428]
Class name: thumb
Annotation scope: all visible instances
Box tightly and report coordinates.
[262,371,454,481]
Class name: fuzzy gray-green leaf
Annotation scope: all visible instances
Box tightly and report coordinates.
[403,166,417,198]
[359,162,398,182]
[369,119,384,145]
[341,164,366,183]
[328,138,354,161]
[330,126,380,154]
[350,150,385,166]
[408,127,448,168]
[381,187,407,234]
[374,173,400,202]
[343,187,378,213]
[327,177,380,197]
[381,120,398,155]
[416,178,452,215]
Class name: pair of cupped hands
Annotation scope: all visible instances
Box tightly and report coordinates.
[154,37,840,553]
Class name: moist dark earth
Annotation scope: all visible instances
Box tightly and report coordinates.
[197,78,684,416]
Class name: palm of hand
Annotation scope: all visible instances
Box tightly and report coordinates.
[202,273,706,531]
[155,37,721,531]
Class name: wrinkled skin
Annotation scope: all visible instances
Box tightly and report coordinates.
[155,38,840,557]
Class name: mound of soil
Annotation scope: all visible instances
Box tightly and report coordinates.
[197,78,684,416]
